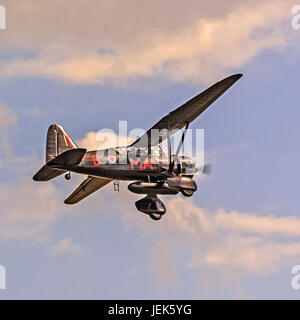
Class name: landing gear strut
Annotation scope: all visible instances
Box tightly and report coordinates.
[113,180,120,192]
[65,172,71,180]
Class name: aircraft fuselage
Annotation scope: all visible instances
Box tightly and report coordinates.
[57,148,177,181]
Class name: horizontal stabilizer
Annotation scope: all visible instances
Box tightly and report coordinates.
[33,166,66,182]
[33,148,86,181]
[47,148,86,167]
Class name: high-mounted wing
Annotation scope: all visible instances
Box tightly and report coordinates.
[130,74,242,147]
[64,176,112,205]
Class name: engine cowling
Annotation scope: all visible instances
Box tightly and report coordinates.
[167,176,197,192]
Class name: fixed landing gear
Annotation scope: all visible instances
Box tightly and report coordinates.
[135,195,166,221]
[149,213,163,221]
[113,180,120,192]
[65,172,71,180]
[181,189,194,197]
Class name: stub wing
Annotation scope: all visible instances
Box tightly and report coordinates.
[130,73,243,147]
[64,176,112,205]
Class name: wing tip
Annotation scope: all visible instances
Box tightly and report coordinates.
[231,73,243,80]
[219,73,243,86]
[64,199,76,205]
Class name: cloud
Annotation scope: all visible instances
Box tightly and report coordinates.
[151,239,177,292]
[0,0,256,51]
[214,210,300,237]
[0,103,18,156]
[23,107,45,118]
[83,179,300,279]
[0,104,62,242]
[166,200,300,238]
[49,238,84,255]
[0,179,63,241]
[77,130,132,150]
[0,104,18,128]
[95,189,300,278]
[0,127,126,244]
[191,234,300,274]
[0,0,295,84]
[161,198,300,274]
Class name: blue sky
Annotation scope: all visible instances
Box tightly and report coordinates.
[1,0,300,299]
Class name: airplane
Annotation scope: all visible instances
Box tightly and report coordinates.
[33,74,242,221]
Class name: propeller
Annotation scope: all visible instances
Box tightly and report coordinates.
[195,163,212,175]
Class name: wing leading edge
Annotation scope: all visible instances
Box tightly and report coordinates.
[130,73,243,147]
[64,177,112,205]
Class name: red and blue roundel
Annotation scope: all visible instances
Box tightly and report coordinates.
[109,155,117,163]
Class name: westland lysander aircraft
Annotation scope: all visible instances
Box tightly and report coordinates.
[33,74,242,220]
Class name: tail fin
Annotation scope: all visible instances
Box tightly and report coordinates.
[33,124,80,182]
[46,124,78,163]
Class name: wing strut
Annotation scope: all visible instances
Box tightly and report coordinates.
[167,123,172,170]
[169,122,189,172]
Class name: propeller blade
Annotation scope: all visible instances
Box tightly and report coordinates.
[196,163,212,175]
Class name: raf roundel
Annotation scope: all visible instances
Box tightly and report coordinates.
[109,155,117,164]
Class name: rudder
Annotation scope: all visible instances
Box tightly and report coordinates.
[33,124,80,182]
[46,124,77,163]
